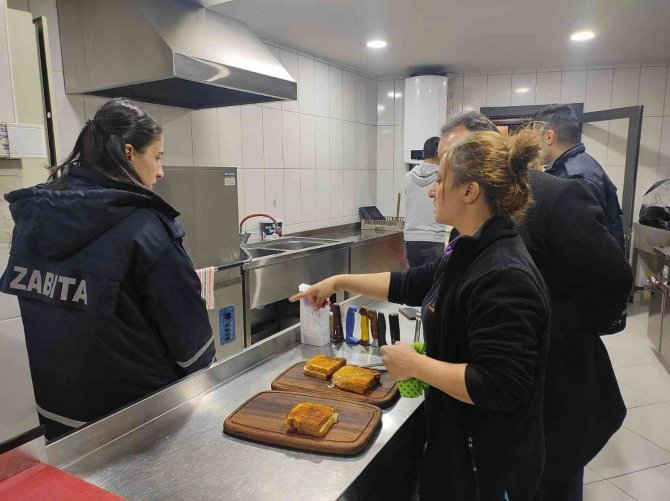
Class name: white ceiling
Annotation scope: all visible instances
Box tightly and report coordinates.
[209,0,670,77]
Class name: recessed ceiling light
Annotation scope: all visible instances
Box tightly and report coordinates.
[515,87,530,94]
[366,40,387,49]
[570,31,595,41]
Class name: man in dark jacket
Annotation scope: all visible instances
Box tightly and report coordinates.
[0,165,215,439]
[439,112,632,501]
[533,104,625,250]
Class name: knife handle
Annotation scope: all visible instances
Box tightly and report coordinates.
[345,305,359,345]
[377,313,387,347]
[359,307,369,344]
[389,313,401,344]
[330,303,344,342]
[367,309,378,341]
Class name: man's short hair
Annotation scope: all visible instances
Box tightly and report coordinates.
[440,111,498,136]
[423,136,440,159]
[533,104,581,144]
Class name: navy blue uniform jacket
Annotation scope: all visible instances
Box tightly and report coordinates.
[545,143,625,250]
[0,165,214,438]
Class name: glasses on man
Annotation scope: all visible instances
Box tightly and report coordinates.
[529,120,548,131]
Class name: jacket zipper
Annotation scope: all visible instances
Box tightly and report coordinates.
[468,435,481,499]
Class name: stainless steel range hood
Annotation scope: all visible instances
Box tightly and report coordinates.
[56,0,297,109]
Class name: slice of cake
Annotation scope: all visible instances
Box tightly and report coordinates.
[303,354,347,380]
[331,365,381,395]
[285,402,338,438]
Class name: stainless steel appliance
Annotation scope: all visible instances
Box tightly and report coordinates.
[155,167,246,359]
[648,246,670,371]
[56,0,297,109]
[648,278,663,351]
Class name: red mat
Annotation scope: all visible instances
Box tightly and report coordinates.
[0,463,125,501]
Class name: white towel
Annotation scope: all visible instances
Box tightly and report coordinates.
[195,267,216,310]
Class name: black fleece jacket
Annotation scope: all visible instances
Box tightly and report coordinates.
[389,217,550,501]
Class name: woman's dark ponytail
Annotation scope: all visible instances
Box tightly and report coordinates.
[49,98,161,186]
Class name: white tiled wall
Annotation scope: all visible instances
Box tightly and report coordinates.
[1,0,379,239]
[449,64,670,223]
[0,3,25,350]
[375,79,408,217]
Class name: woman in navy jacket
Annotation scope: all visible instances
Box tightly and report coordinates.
[292,129,550,500]
[1,99,214,439]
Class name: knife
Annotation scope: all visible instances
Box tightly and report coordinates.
[377,312,387,347]
[359,307,370,345]
[389,313,401,344]
[330,303,344,343]
[345,305,359,345]
[367,309,378,345]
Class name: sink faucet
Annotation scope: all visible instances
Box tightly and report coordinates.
[239,213,282,243]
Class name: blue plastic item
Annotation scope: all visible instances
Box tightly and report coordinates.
[345,305,359,345]
[218,305,236,346]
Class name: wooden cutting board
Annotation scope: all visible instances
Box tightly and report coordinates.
[223,390,382,455]
[271,362,399,408]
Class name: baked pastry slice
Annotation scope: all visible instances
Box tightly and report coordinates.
[285,402,338,438]
[303,354,347,380]
[331,365,381,395]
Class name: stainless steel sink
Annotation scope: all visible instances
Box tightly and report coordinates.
[243,247,283,259]
[257,237,337,251]
[243,237,339,261]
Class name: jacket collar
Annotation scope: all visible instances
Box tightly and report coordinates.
[453,216,517,253]
[545,143,585,173]
[68,162,179,219]
[442,217,518,281]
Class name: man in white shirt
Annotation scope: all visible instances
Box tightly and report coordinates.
[403,136,447,267]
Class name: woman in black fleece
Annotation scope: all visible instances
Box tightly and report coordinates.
[291,129,550,500]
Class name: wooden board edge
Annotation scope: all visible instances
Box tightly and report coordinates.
[270,380,400,409]
[223,425,377,455]
[270,362,400,409]
[222,391,384,455]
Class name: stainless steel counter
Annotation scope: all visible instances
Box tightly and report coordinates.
[48,299,423,501]
[241,224,408,344]
[294,223,406,247]
[631,223,670,287]
[242,223,405,271]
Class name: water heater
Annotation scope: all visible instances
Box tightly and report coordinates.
[403,75,448,164]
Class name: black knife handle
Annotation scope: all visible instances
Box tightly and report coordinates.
[330,303,344,342]
[367,309,378,341]
[389,313,400,344]
[377,313,387,347]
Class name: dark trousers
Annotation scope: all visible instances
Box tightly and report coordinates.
[533,468,584,501]
[405,241,444,268]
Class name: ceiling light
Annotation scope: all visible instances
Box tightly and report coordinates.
[515,87,530,94]
[366,40,387,49]
[387,91,403,98]
[570,31,595,41]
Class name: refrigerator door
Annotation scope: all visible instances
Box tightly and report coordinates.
[154,167,241,269]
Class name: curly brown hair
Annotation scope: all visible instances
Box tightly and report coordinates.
[441,128,541,223]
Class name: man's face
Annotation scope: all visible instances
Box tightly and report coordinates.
[532,122,557,164]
